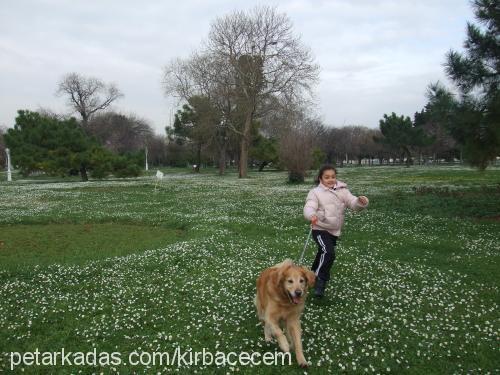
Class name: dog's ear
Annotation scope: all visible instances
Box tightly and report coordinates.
[302,268,316,287]
[269,266,283,288]
[277,263,292,286]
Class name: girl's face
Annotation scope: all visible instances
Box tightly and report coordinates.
[320,169,336,188]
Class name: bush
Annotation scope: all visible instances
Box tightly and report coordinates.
[89,147,114,179]
[112,154,142,178]
[89,149,143,179]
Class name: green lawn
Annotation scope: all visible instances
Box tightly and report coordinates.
[0,166,498,373]
[0,223,186,270]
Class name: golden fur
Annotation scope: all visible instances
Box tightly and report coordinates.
[255,259,315,367]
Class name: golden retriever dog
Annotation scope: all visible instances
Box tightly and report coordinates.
[255,259,315,367]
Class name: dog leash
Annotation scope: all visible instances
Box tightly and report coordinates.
[297,227,312,265]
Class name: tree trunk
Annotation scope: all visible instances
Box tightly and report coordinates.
[218,144,226,175]
[81,114,89,130]
[80,164,88,181]
[239,111,253,178]
[239,138,249,178]
[404,147,412,167]
[195,143,201,173]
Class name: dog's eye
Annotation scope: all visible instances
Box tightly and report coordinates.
[300,278,305,283]
[287,279,293,284]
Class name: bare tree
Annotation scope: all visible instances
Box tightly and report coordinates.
[56,72,123,127]
[279,108,321,182]
[362,128,385,165]
[164,58,197,101]
[317,126,387,166]
[164,53,233,175]
[164,7,319,177]
[147,134,169,166]
[206,6,319,178]
[36,107,69,121]
[86,112,153,154]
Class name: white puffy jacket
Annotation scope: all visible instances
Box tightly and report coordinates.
[303,181,368,236]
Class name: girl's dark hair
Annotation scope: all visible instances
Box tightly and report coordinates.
[314,164,337,184]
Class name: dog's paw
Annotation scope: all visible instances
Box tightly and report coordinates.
[298,361,309,368]
[264,335,273,343]
[297,355,308,368]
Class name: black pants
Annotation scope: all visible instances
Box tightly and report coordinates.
[311,230,338,282]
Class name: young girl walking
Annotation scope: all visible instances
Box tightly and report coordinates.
[303,165,369,297]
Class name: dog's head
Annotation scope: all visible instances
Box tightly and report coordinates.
[277,260,316,305]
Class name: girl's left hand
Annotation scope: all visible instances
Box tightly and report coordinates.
[358,196,369,205]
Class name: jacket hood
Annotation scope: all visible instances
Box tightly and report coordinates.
[319,180,348,190]
[336,180,347,189]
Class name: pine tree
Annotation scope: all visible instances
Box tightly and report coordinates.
[444,0,500,170]
[4,110,95,179]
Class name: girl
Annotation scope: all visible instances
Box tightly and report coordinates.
[303,165,369,297]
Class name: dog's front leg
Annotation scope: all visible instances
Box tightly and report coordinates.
[285,327,294,350]
[264,321,273,342]
[287,318,307,367]
[267,320,290,352]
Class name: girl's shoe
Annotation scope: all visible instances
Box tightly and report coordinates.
[314,278,327,298]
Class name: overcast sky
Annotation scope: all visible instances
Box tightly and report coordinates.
[0,0,473,134]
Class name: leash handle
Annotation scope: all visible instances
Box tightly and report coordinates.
[298,227,313,264]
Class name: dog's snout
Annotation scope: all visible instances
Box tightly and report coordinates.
[295,289,302,297]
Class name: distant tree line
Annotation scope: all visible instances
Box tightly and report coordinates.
[1,1,498,182]
[161,1,498,178]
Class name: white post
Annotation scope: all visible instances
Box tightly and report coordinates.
[145,146,149,171]
[6,148,12,182]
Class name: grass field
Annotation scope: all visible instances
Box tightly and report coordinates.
[0,166,499,374]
